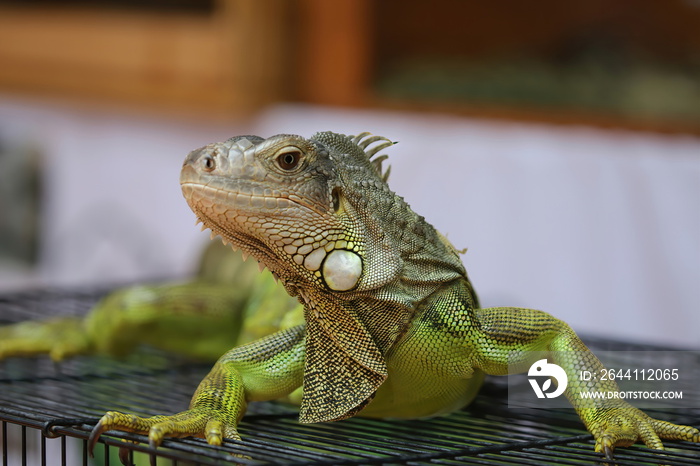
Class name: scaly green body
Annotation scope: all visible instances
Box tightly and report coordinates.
[2,132,696,459]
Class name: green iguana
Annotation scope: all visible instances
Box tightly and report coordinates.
[2,132,697,460]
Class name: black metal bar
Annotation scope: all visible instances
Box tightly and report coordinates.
[61,435,66,466]
[40,433,46,466]
[20,426,26,466]
[2,421,7,466]
[82,439,88,466]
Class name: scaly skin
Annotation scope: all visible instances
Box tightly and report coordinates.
[89,132,698,458]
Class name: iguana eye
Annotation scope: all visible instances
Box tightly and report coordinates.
[276,149,302,171]
[202,154,216,172]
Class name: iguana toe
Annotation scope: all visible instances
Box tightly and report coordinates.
[89,408,240,455]
[589,407,699,458]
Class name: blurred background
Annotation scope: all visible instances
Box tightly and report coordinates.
[0,0,698,347]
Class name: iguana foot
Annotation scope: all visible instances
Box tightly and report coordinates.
[88,408,241,454]
[586,407,699,459]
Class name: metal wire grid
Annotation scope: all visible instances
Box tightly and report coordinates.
[1,288,699,465]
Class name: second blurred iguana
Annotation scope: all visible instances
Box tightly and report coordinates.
[0,240,301,362]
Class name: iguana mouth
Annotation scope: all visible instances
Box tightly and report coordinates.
[181,181,297,215]
[181,178,327,219]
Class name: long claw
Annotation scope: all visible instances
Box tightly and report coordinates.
[205,419,224,446]
[147,424,169,449]
[118,446,132,466]
[88,420,107,457]
[604,444,614,461]
[148,437,158,450]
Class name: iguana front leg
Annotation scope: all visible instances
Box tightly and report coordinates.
[89,325,305,449]
[471,306,700,457]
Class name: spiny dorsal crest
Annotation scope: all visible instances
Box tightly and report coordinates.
[350,132,396,183]
[312,132,396,183]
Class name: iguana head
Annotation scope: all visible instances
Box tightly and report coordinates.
[181,133,346,288]
[181,132,465,297]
